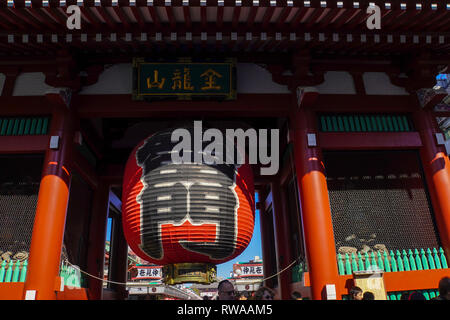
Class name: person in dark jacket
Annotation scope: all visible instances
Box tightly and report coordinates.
[408,291,426,300]
[363,291,375,300]
[432,277,450,300]
[400,292,410,300]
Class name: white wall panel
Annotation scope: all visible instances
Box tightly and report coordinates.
[80,63,133,95]
[12,72,53,96]
[236,63,290,94]
[363,72,409,95]
[316,71,356,94]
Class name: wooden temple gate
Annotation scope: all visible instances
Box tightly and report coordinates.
[0,1,449,300]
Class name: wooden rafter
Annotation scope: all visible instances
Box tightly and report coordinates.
[261,6,275,30]
[389,9,420,31]
[165,6,177,30]
[0,3,447,57]
[304,8,326,29]
[330,8,357,29]
[275,6,293,29]
[146,5,161,30]
[200,6,207,29]
[344,9,370,30]
[184,5,192,29]
[80,7,103,29]
[112,6,131,30]
[25,8,60,31]
[317,8,340,29]
[0,41,27,55]
[407,9,440,30]
[427,12,450,32]
[130,6,146,29]
[289,7,309,28]
[43,7,68,25]
[0,8,29,30]
[7,8,45,30]
[94,6,117,30]
[231,6,241,30]
[249,34,266,52]
[381,8,407,27]
[246,6,258,29]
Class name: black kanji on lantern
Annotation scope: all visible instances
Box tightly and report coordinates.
[135,127,240,261]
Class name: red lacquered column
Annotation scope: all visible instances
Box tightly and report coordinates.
[413,109,450,261]
[23,93,75,300]
[289,106,340,300]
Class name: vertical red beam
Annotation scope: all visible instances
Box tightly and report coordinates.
[289,105,339,300]
[23,94,75,300]
[259,202,276,288]
[216,5,223,28]
[109,218,129,299]
[413,109,450,261]
[271,181,293,300]
[1,69,18,97]
[86,181,110,300]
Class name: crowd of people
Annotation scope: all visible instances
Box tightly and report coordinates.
[349,276,450,301]
[207,276,450,301]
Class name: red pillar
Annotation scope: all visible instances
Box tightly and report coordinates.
[109,214,129,299]
[86,181,110,300]
[271,181,293,300]
[413,109,450,260]
[23,94,75,300]
[259,200,276,289]
[1,67,18,97]
[289,106,339,300]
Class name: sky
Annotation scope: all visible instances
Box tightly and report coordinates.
[107,193,262,280]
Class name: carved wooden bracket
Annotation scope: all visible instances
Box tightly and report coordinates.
[44,50,80,90]
[388,52,446,93]
[264,50,325,92]
[416,87,448,110]
[44,50,104,92]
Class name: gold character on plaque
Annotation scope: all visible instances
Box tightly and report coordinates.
[147,70,166,89]
[183,68,195,91]
[200,69,222,91]
[172,68,195,91]
[171,69,182,90]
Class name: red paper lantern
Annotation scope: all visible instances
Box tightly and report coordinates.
[122,127,255,282]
